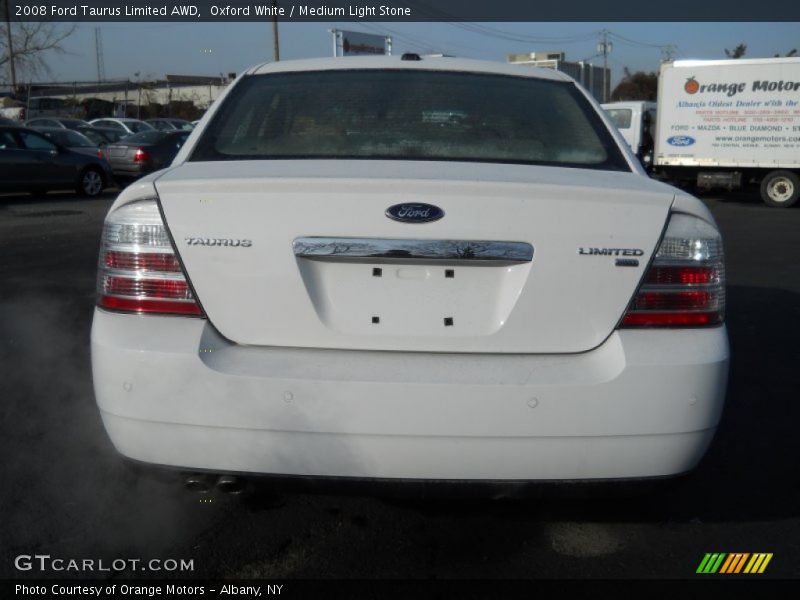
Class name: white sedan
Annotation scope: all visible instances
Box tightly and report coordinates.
[88,117,154,136]
[91,56,728,489]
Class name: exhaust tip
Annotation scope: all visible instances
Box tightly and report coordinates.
[184,474,212,493]
[217,475,244,495]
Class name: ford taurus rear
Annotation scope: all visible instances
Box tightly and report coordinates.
[91,57,728,485]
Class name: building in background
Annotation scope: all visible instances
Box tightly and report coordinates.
[330,30,391,57]
[13,74,234,120]
[506,51,609,102]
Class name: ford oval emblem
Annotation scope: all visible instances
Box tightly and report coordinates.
[385,203,444,224]
[667,135,696,147]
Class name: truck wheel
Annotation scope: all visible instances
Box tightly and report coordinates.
[760,170,799,207]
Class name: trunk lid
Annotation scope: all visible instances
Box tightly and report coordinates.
[106,144,135,160]
[155,160,674,353]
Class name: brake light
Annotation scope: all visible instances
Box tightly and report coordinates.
[97,198,203,316]
[133,148,150,162]
[621,213,724,327]
[96,149,105,159]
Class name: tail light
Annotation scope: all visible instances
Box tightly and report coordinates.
[96,149,105,159]
[97,198,203,316]
[621,213,724,327]
[134,148,150,162]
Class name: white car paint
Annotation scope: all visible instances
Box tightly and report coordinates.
[92,57,729,483]
[88,117,154,135]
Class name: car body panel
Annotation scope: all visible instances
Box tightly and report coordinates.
[92,57,729,483]
[156,160,674,354]
[92,310,728,479]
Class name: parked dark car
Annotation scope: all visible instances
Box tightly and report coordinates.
[146,118,195,131]
[25,117,92,131]
[75,125,129,146]
[0,117,19,126]
[34,127,105,158]
[0,125,114,196]
[105,130,190,182]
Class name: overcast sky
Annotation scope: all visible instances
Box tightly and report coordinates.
[27,22,800,86]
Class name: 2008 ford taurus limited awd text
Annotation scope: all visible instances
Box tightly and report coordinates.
[91,57,729,486]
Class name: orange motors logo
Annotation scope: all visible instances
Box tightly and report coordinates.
[683,76,800,96]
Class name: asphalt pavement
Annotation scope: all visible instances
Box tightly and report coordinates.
[1,188,798,580]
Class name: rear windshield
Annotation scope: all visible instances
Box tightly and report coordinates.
[61,119,90,128]
[51,130,94,147]
[128,121,154,133]
[605,108,633,129]
[125,131,166,144]
[191,69,629,171]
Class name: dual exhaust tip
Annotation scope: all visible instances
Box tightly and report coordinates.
[185,474,244,495]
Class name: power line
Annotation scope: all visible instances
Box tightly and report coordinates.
[358,23,440,54]
[607,31,670,50]
[404,1,600,45]
[447,21,600,45]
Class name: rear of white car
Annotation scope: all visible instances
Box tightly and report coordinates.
[91,57,728,484]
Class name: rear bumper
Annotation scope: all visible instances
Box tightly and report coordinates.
[91,309,729,481]
[109,163,147,178]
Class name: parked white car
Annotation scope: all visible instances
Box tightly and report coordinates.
[88,117,154,136]
[92,56,728,489]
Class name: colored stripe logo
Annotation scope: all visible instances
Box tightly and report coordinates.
[697,553,773,574]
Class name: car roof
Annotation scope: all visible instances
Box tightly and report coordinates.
[36,127,94,140]
[6,125,63,139]
[248,56,572,82]
[93,117,142,123]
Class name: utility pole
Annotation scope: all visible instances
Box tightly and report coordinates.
[328,29,338,57]
[597,30,612,102]
[94,27,106,83]
[661,44,676,63]
[271,0,280,61]
[3,0,17,90]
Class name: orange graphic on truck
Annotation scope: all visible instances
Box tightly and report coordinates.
[685,77,700,94]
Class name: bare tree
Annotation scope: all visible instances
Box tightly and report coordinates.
[724,43,747,59]
[611,68,658,101]
[2,2,75,89]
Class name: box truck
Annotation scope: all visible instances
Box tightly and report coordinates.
[654,57,800,207]
[602,101,657,165]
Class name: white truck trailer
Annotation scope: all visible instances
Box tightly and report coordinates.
[654,57,800,207]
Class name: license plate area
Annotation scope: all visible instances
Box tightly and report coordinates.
[294,238,533,337]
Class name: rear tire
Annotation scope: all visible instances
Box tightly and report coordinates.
[760,170,799,208]
[77,167,105,197]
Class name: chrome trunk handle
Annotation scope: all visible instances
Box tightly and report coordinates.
[293,237,533,266]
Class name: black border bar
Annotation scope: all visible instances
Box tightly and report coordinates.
[5,0,800,22]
